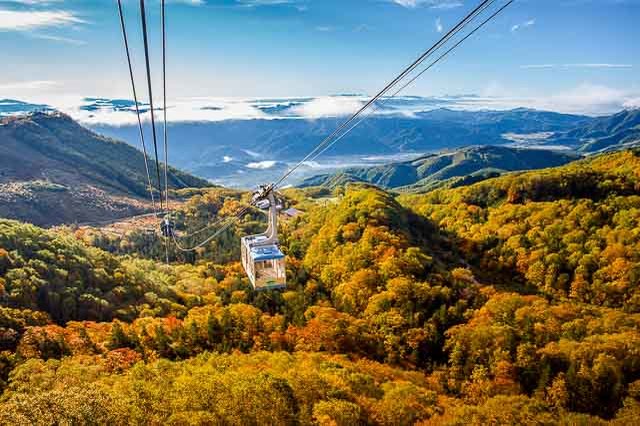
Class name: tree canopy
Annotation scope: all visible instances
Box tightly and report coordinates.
[2,149,640,424]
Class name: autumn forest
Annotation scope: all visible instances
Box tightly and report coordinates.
[1,149,640,425]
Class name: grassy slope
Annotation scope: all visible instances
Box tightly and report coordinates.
[0,113,209,226]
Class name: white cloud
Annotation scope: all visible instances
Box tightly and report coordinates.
[391,0,462,9]
[246,161,277,169]
[569,63,632,69]
[231,0,308,12]
[68,97,270,126]
[12,87,637,126]
[435,17,443,33]
[63,91,637,125]
[0,80,58,90]
[289,96,364,118]
[473,83,640,115]
[511,18,535,32]
[392,0,419,7]
[236,0,301,6]
[3,1,64,4]
[521,63,632,69]
[544,84,636,115]
[353,24,371,33]
[520,64,556,69]
[0,9,85,31]
[168,0,205,5]
[623,97,640,109]
[30,32,86,45]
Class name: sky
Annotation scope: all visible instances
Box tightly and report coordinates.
[0,0,639,116]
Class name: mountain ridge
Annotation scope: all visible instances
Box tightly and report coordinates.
[549,108,640,153]
[0,112,209,226]
[300,145,579,191]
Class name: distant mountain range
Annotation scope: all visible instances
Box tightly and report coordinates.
[93,107,591,159]
[550,109,640,153]
[298,110,640,192]
[0,98,600,183]
[89,106,600,187]
[300,145,579,192]
[3,97,639,189]
[0,112,208,226]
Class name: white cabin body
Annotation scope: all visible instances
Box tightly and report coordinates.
[241,191,286,291]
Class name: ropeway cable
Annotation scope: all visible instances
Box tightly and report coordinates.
[186,204,253,238]
[116,0,158,213]
[140,0,164,210]
[172,211,246,252]
[77,211,169,228]
[310,0,514,167]
[270,0,496,190]
[171,202,255,252]
[161,0,170,212]
[172,0,508,250]
[115,0,232,256]
[161,0,170,264]
[171,0,514,251]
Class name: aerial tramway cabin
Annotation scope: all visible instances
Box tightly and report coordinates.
[241,190,287,290]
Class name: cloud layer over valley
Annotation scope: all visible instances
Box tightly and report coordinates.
[4,86,638,127]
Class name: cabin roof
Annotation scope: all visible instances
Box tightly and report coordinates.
[250,244,285,261]
[283,207,302,218]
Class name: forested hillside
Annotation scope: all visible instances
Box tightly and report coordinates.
[1,150,639,424]
[551,109,640,153]
[0,112,209,226]
[301,145,578,191]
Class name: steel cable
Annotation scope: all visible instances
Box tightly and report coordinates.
[309,0,514,166]
[116,0,158,213]
[270,0,495,190]
[170,0,514,251]
[140,0,164,210]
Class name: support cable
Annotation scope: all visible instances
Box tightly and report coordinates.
[161,0,170,211]
[140,0,164,210]
[311,0,514,164]
[161,0,170,264]
[271,0,495,190]
[172,213,243,252]
[186,204,253,238]
[116,0,157,213]
[170,0,514,251]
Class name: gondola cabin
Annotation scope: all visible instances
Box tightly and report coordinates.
[160,216,175,237]
[241,235,286,290]
[241,190,286,291]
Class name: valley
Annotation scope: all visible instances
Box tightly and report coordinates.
[299,145,579,192]
[11,97,634,188]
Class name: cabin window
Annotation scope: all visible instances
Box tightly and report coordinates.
[255,259,285,283]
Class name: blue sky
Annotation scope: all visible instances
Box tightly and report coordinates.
[0,0,639,115]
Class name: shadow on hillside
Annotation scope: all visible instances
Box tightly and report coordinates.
[405,209,537,295]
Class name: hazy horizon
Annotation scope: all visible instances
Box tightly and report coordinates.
[1,0,639,118]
